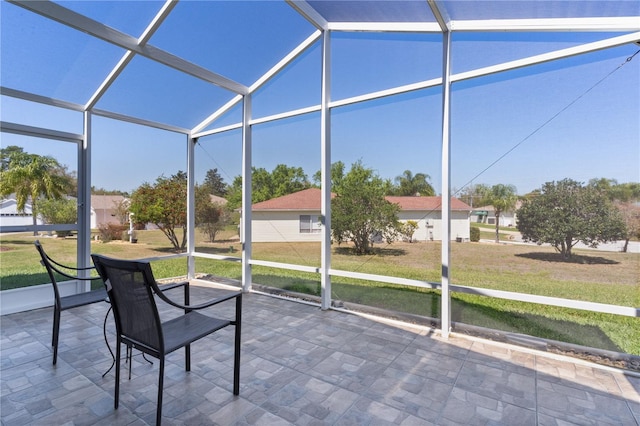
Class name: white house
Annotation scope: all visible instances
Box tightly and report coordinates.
[0,198,42,227]
[387,195,472,242]
[473,200,523,227]
[251,188,471,243]
[0,195,128,230]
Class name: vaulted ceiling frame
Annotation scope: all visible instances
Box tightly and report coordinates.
[84,0,178,110]
[286,0,329,31]
[5,1,638,137]
[0,87,85,112]
[327,22,442,32]
[193,28,639,139]
[7,0,248,96]
[451,16,640,32]
[452,31,640,83]
[192,30,323,135]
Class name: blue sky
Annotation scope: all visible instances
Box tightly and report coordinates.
[1,1,638,196]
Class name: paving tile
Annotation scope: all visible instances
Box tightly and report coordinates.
[439,387,536,425]
[615,374,640,422]
[1,287,637,425]
[364,366,454,422]
[536,356,625,397]
[466,341,536,372]
[455,358,537,410]
[537,377,638,425]
[392,346,465,385]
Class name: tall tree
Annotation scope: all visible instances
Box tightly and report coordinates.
[196,187,231,243]
[38,197,77,237]
[252,167,274,203]
[0,151,72,234]
[313,161,346,191]
[91,186,129,196]
[271,164,309,198]
[457,183,490,208]
[1,145,24,171]
[226,175,243,210]
[516,179,626,259]
[482,183,518,243]
[226,164,311,210]
[615,202,640,253]
[392,170,435,196]
[129,171,189,250]
[203,168,228,197]
[332,161,400,255]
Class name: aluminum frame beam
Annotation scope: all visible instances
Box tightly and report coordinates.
[192,30,322,135]
[9,0,248,95]
[320,30,332,311]
[286,0,329,31]
[91,109,190,134]
[85,0,177,110]
[452,31,640,83]
[241,95,253,293]
[1,87,85,112]
[450,17,640,32]
[0,121,83,142]
[196,31,639,138]
[440,31,453,338]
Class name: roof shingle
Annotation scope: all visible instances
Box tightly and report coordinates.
[252,188,471,211]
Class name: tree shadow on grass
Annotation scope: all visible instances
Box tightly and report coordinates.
[152,245,239,255]
[515,252,619,265]
[0,239,38,247]
[333,246,407,257]
[324,282,626,354]
[194,245,241,256]
[449,297,624,353]
[197,274,638,368]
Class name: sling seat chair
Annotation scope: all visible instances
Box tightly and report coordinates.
[34,240,107,365]
[91,254,241,425]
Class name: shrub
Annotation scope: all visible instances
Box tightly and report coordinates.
[97,223,128,242]
[470,226,480,242]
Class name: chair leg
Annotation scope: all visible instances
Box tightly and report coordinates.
[157,357,164,426]
[52,307,61,365]
[233,294,242,395]
[115,339,121,409]
[128,345,132,380]
[185,344,190,372]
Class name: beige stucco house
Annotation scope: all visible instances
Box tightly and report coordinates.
[251,188,471,243]
[90,195,127,229]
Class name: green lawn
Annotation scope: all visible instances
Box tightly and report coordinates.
[1,230,638,355]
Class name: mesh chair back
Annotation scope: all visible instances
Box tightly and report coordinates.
[92,255,163,353]
[34,240,63,308]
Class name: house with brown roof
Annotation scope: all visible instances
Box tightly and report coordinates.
[251,188,471,243]
[388,195,472,242]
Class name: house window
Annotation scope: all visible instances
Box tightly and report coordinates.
[300,215,321,234]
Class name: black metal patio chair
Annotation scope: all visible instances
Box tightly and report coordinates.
[34,240,107,365]
[91,253,241,426]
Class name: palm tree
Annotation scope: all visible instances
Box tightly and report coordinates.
[0,152,72,234]
[483,184,518,243]
[394,170,435,196]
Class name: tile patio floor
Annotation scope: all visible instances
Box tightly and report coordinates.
[1,282,639,425]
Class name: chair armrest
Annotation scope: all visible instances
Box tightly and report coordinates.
[43,259,102,281]
[150,280,240,311]
[157,281,188,292]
